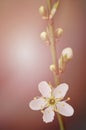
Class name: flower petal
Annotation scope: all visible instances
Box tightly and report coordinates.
[38,81,51,98]
[29,98,46,110]
[56,101,74,117]
[53,83,69,99]
[43,107,55,123]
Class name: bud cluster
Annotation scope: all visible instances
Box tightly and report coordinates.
[39,0,59,20]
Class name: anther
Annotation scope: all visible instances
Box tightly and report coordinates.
[34,97,37,100]
[65,97,70,102]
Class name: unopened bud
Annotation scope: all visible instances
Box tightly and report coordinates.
[50,64,56,72]
[49,0,59,19]
[39,6,47,19]
[49,8,56,19]
[62,47,73,61]
[40,31,48,41]
[56,28,63,38]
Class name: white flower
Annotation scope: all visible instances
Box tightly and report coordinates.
[29,81,74,123]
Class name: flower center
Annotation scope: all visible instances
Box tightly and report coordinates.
[49,98,56,105]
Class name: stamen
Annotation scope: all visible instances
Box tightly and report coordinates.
[34,97,37,100]
[65,97,70,102]
[67,97,70,100]
[41,110,44,113]
[48,82,53,88]
[34,96,41,100]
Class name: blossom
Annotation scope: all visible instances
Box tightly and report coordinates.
[29,81,74,123]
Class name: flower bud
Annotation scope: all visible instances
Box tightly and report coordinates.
[50,64,56,72]
[58,48,73,73]
[49,0,59,19]
[39,6,47,19]
[62,47,73,62]
[40,31,48,41]
[56,28,63,38]
[49,8,56,19]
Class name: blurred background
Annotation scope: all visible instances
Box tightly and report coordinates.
[0,0,85,130]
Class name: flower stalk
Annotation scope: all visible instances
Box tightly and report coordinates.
[47,24,60,86]
[47,2,59,86]
[47,0,65,130]
[57,113,65,130]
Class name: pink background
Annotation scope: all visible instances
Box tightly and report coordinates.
[0,0,85,130]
